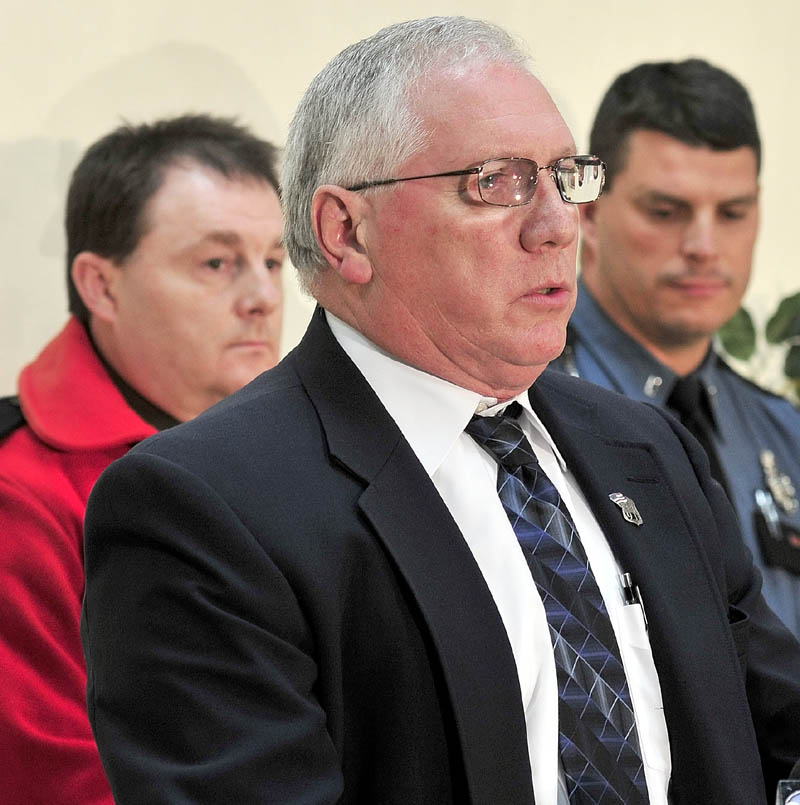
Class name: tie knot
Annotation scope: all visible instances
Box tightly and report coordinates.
[465,401,539,471]
[667,373,715,430]
[668,373,702,412]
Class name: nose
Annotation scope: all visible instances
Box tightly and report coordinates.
[519,171,579,253]
[234,262,283,318]
[681,210,718,263]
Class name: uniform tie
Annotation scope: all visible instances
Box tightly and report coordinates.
[666,374,729,496]
[466,402,649,804]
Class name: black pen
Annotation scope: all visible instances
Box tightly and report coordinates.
[621,572,649,631]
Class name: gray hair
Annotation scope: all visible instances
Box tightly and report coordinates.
[282,16,530,291]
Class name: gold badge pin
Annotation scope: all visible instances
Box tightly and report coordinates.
[609,493,643,526]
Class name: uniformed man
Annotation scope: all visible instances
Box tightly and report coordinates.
[550,58,800,637]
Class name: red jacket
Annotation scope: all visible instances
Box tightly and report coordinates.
[0,318,155,803]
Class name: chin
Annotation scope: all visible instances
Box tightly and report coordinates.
[235,363,273,388]
[233,351,279,378]
[513,331,567,367]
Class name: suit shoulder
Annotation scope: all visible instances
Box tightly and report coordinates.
[538,366,660,416]
[129,358,309,463]
[534,367,681,451]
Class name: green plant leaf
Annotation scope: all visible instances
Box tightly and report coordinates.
[785,344,800,379]
[766,291,800,343]
[718,306,756,360]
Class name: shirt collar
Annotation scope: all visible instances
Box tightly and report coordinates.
[326,311,568,475]
[572,278,722,409]
[89,328,179,431]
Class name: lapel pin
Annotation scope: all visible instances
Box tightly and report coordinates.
[609,492,643,526]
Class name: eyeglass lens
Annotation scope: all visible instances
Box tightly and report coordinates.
[477,157,604,206]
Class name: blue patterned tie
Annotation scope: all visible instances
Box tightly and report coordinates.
[466,402,649,804]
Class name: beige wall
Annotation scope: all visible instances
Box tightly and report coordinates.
[3,0,797,395]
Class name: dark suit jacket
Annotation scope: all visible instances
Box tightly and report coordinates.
[82,308,800,804]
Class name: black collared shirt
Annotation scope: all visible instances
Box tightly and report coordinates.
[88,329,179,433]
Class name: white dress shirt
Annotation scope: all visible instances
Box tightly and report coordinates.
[327,312,671,804]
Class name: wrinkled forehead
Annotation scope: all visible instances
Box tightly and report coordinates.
[407,63,575,168]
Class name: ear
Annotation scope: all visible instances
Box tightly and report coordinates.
[578,201,600,264]
[579,199,597,236]
[311,185,373,285]
[71,252,121,323]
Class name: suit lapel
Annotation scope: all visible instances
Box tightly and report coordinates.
[530,372,762,801]
[529,372,724,624]
[293,309,535,803]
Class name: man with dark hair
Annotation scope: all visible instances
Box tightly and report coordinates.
[551,59,800,638]
[83,23,800,804]
[0,114,284,803]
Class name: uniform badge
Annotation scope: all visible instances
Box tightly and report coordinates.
[760,450,798,514]
[609,493,643,526]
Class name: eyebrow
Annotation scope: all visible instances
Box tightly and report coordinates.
[543,145,579,164]
[198,231,285,248]
[201,231,243,247]
[641,190,759,207]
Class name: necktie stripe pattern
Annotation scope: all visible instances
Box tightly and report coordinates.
[466,402,649,804]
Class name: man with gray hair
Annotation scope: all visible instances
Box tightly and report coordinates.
[82,17,800,803]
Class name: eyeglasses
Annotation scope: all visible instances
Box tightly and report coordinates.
[346,155,606,207]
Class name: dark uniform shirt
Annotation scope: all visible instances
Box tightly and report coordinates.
[550,280,800,637]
